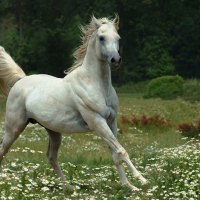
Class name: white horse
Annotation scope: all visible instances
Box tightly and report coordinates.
[0,16,147,192]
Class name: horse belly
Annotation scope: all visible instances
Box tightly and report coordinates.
[27,105,89,133]
[49,113,90,133]
[25,99,87,133]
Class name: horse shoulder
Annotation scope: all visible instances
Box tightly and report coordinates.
[70,75,117,122]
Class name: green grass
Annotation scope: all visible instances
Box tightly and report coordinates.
[0,94,200,199]
[182,79,200,102]
[116,82,148,98]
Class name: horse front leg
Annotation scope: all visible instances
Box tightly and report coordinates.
[88,114,147,191]
[109,120,141,191]
[111,149,140,191]
[105,124,147,189]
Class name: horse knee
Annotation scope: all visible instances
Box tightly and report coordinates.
[48,156,53,163]
[117,147,130,164]
[47,151,53,161]
[117,148,129,161]
[112,147,129,165]
[47,155,55,167]
[47,152,57,164]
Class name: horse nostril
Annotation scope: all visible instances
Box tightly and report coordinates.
[111,58,115,63]
[119,57,122,64]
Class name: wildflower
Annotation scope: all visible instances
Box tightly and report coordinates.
[41,179,49,185]
[23,166,28,172]
[41,186,49,192]
[11,162,17,167]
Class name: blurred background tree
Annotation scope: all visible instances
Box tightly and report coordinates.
[0,0,200,85]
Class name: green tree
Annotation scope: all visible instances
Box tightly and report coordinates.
[0,0,200,83]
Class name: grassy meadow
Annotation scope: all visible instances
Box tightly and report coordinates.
[0,86,200,199]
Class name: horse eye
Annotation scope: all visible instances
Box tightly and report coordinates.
[99,36,105,42]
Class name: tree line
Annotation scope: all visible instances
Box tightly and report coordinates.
[0,0,200,85]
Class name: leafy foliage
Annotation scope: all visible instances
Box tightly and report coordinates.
[0,0,200,83]
[138,35,175,78]
[145,75,184,99]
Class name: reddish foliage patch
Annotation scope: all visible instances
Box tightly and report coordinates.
[178,121,200,138]
[120,114,171,127]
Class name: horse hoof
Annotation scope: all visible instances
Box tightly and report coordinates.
[63,183,76,194]
[123,182,140,192]
[131,186,140,192]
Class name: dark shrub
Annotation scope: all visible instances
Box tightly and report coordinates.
[145,75,184,99]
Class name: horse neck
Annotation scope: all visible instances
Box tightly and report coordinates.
[82,40,112,92]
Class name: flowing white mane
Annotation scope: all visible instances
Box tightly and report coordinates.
[66,16,119,74]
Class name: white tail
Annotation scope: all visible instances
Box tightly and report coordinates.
[0,46,26,96]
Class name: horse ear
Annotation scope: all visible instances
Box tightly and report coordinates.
[113,14,120,30]
[92,15,101,29]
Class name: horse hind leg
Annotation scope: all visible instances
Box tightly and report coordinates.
[46,129,75,192]
[0,118,27,163]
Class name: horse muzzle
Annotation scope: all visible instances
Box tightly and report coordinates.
[108,54,122,67]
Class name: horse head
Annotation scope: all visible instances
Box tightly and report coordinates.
[92,16,121,67]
